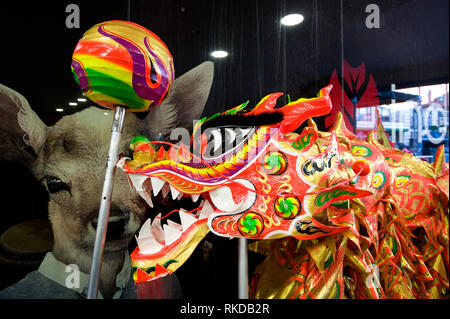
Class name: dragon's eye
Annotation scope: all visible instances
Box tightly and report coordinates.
[43,175,71,194]
[204,127,254,157]
[233,128,252,144]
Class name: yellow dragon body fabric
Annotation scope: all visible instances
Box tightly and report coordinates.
[250,115,449,299]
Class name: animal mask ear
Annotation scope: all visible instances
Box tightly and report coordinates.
[0,83,47,166]
[144,61,214,140]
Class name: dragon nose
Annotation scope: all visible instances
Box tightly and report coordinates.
[352,160,371,176]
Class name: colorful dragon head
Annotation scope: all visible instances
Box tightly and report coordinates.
[117,85,402,283]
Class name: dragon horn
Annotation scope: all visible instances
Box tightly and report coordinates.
[433,144,448,177]
[329,112,355,139]
[308,117,319,131]
[375,107,395,148]
[279,85,333,134]
[247,93,284,116]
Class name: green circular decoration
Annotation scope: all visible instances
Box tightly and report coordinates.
[395,174,411,188]
[371,170,386,189]
[351,144,373,157]
[261,151,288,175]
[274,195,301,219]
[237,212,264,237]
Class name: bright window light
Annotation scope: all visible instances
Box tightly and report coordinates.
[69,102,78,106]
[77,98,87,102]
[210,50,228,58]
[56,108,64,112]
[281,14,304,26]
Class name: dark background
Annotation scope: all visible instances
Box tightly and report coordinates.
[0,0,448,298]
[0,0,448,120]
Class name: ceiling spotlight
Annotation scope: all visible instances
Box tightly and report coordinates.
[69,102,78,106]
[281,13,304,26]
[210,50,228,58]
[77,98,87,102]
[56,108,64,112]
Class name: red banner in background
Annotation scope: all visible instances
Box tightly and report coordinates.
[326,61,380,132]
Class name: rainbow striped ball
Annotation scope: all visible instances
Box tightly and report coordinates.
[71,20,174,112]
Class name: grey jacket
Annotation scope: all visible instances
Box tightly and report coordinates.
[0,252,182,299]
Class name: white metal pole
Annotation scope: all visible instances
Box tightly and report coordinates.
[87,106,126,299]
[238,238,248,299]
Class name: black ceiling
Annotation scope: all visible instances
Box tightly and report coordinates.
[0,0,448,124]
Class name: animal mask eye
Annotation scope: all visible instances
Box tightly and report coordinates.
[43,175,71,194]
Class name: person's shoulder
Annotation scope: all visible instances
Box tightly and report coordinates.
[0,270,82,299]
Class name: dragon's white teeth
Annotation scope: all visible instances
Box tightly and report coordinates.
[128,174,149,191]
[198,199,205,211]
[191,194,200,202]
[144,193,154,208]
[162,184,170,198]
[152,213,161,226]
[151,214,165,242]
[136,235,163,255]
[199,200,213,220]
[179,210,197,231]
[167,220,183,232]
[137,189,154,208]
[163,224,182,246]
[150,177,165,196]
[170,185,181,200]
[136,218,164,254]
[131,177,154,207]
[142,179,154,207]
[139,218,152,238]
[177,192,184,201]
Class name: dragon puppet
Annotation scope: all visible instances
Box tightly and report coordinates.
[118,85,449,299]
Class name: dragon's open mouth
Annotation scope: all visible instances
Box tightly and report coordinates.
[133,184,213,256]
[125,169,257,282]
[126,172,225,282]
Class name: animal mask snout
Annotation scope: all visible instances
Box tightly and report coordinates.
[91,210,131,242]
